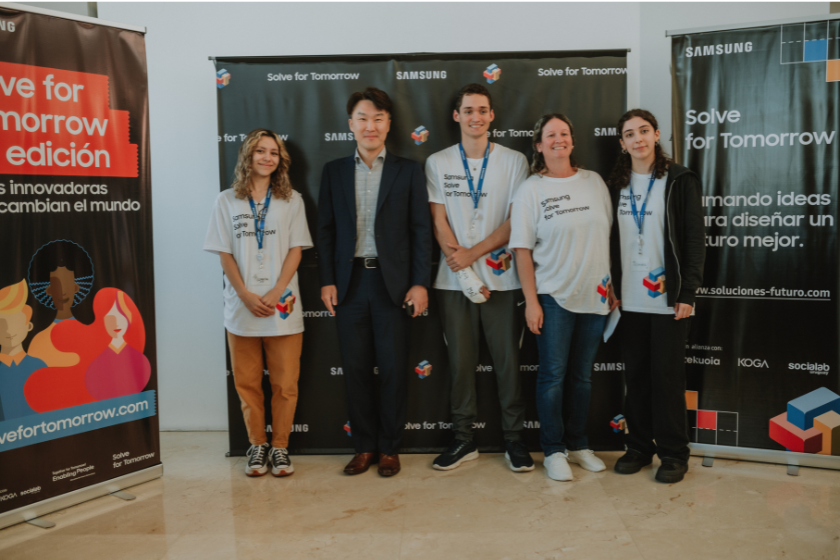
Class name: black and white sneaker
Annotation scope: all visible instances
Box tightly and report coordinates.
[433,439,479,470]
[270,447,294,477]
[245,443,270,476]
[504,439,535,472]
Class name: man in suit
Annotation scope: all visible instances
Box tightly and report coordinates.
[318,87,432,477]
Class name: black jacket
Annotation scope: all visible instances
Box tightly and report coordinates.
[317,150,432,307]
[609,162,705,308]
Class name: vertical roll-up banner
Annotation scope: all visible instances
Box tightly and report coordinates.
[672,18,840,462]
[214,51,628,455]
[0,6,159,526]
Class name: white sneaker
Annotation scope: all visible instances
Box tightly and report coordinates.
[567,449,606,472]
[543,452,573,481]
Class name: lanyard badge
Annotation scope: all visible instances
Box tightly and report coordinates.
[629,171,656,255]
[248,191,272,269]
[458,142,490,210]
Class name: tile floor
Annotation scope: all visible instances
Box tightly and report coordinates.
[0,432,838,559]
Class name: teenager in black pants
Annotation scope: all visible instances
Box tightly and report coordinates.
[607,109,705,484]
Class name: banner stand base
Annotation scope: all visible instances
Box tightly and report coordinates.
[690,443,840,472]
[110,490,137,501]
[0,464,163,531]
[701,456,714,468]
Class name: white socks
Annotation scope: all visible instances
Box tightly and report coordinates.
[455,267,488,303]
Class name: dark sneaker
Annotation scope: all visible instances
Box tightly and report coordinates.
[504,440,535,472]
[614,449,653,474]
[433,439,479,470]
[245,443,270,476]
[270,447,294,477]
[655,458,688,483]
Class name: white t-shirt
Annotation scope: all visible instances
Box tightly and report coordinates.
[204,188,313,336]
[510,170,613,315]
[426,143,529,291]
[618,172,673,314]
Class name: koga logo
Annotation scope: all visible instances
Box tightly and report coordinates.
[595,128,617,136]
[738,358,769,368]
[594,363,625,372]
[412,125,429,145]
[396,70,447,80]
[483,64,501,84]
[686,356,721,365]
[0,20,16,33]
[325,132,355,141]
[216,69,231,89]
[685,42,753,58]
[789,362,830,374]
[303,310,332,318]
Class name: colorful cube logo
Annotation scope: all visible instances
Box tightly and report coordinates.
[486,248,512,275]
[276,288,296,319]
[597,275,611,303]
[344,421,352,437]
[769,387,840,455]
[216,69,231,89]
[415,360,432,379]
[610,414,626,433]
[411,125,429,145]
[643,267,666,298]
[483,63,501,84]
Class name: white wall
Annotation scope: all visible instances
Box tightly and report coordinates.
[19,2,830,430]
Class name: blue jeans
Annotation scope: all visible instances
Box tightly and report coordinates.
[535,295,607,456]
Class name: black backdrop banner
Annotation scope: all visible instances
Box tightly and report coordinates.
[0,8,158,515]
[672,20,840,455]
[214,51,628,455]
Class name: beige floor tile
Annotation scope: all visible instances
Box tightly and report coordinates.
[0,534,172,560]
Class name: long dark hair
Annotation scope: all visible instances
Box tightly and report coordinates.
[530,113,578,175]
[607,109,671,190]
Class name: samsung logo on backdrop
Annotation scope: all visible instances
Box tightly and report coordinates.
[0,20,15,32]
[396,70,447,80]
[685,42,753,57]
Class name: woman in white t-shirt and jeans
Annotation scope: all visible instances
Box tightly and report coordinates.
[510,114,613,482]
[608,109,705,484]
[204,129,313,477]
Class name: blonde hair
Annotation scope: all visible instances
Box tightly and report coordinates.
[0,280,32,321]
[115,291,133,323]
[232,129,293,201]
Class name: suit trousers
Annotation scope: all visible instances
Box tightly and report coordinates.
[619,311,692,463]
[227,331,303,448]
[335,266,409,455]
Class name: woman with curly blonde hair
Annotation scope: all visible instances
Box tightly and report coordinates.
[204,128,313,477]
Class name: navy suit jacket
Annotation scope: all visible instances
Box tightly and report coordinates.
[317,150,432,307]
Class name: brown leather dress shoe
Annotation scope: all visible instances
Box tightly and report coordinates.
[344,452,376,475]
[378,453,401,477]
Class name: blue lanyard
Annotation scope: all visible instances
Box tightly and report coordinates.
[629,171,656,239]
[458,142,490,209]
[248,190,272,252]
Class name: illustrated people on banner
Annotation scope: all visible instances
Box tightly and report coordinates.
[426,83,533,472]
[24,287,150,412]
[317,87,432,477]
[510,114,614,481]
[0,280,46,421]
[608,109,705,484]
[205,129,313,478]
[26,239,94,367]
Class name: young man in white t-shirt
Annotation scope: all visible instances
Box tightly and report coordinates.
[426,83,533,472]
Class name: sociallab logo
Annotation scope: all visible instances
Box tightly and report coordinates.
[415,360,432,379]
[411,126,429,145]
[643,267,666,298]
[486,248,512,275]
[344,421,352,437]
[276,288,296,319]
[216,69,231,89]
[483,63,501,84]
[596,275,611,303]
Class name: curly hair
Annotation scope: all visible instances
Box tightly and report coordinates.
[231,129,293,201]
[529,113,578,176]
[607,109,671,190]
[28,239,94,309]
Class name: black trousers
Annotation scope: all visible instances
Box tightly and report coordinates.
[620,311,691,463]
[335,267,409,455]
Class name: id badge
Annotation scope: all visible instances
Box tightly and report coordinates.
[247,267,273,296]
[630,258,649,272]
